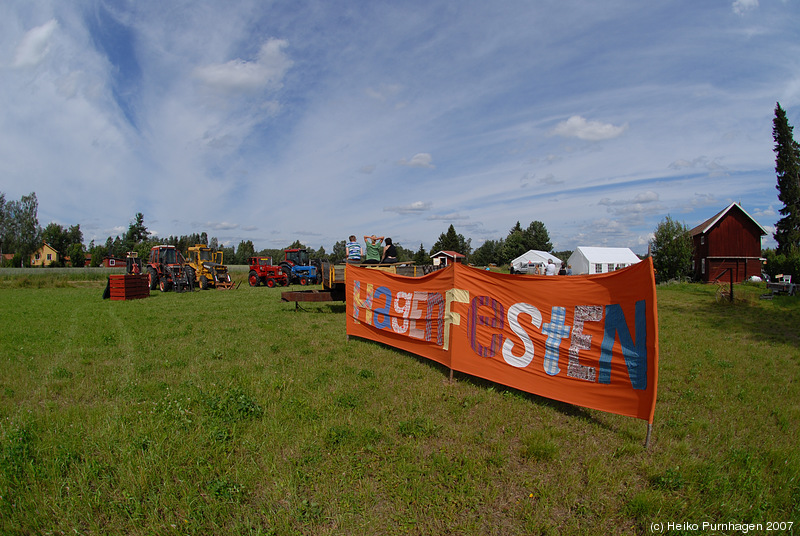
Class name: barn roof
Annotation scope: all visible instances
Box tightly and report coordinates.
[431,250,465,259]
[690,203,767,237]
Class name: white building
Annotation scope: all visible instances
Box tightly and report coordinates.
[567,247,641,275]
[510,250,561,274]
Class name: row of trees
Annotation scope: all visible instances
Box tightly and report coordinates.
[0,192,42,267]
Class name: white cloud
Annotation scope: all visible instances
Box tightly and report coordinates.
[732,0,759,15]
[397,153,435,168]
[193,39,292,93]
[550,116,628,141]
[365,83,403,102]
[13,19,58,68]
[385,201,432,214]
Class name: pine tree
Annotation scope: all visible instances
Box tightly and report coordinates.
[772,103,800,254]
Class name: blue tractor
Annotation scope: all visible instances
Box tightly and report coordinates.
[280,248,320,285]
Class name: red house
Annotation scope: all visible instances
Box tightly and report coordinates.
[690,203,766,283]
[431,250,466,267]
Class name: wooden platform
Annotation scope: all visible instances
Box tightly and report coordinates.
[109,274,150,301]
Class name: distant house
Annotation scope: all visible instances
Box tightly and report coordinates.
[31,243,59,267]
[568,247,641,275]
[63,253,92,267]
[431,250,465,267]
[103,256,127,268]
[690,203,766,283]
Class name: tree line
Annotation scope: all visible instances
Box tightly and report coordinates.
[0,196,565,268]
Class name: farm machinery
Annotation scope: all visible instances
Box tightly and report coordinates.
[146,245,192,292]
[280,248,321,286]
[248,256,289,287]
[185,244,234,290]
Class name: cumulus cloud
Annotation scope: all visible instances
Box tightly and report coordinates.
[384,201,432,214]
[732,0,758,15]
[397,153,434,168]
[13,19,58,68]
[550,115,628,141]
[193,39,292,93]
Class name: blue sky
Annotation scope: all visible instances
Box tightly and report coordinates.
[2,0,799,255]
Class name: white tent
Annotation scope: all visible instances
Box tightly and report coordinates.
[510,250,561,274]
[567,246,641,275]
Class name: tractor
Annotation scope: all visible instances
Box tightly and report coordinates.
[146,245,192,292]
[248,256,289,287]
[280,248,320,285]
[185,244,233,290]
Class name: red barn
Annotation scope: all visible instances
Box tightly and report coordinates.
[690,203,766,283]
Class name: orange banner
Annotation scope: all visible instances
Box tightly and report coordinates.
[346,259,659,422]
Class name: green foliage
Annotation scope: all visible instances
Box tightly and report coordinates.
[331,240,347,263]
[501,220,553,263]
[650,215,692,282]
[773,103,800,254]
[763,248,800,280]
[0,192,40,263]
[472,238,504,266]
[413,242,431,265]
[125,212,149,244]
[430,225,471,258]
[234,240,255,265]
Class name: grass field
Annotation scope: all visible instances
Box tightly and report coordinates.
[0,272,798,535]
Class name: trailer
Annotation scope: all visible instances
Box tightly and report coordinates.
[280,261,432,307]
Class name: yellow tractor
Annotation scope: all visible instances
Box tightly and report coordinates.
[185,244,234,290]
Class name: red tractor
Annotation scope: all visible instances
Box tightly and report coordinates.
[147,245,191,292]
[248,256,289,288]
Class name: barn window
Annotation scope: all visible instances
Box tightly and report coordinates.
[700,236,705,245]
[701,258,706,274]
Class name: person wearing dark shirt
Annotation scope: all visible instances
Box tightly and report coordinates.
[381,237,398,264]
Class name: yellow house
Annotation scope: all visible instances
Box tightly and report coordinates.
[31,243,59,267]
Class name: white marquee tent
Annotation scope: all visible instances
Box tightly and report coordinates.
[510,250,561,274]
[567,246,641,275]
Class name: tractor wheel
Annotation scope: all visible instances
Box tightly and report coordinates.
[249,271,260,287]
[159,277,169,292]
[185,267,195,288]
[299,277,308,286]
[280,263,293,285]
[199,276,209,290]
[148,268,158,290]
[282,276,290,287]
[266,278,276,288]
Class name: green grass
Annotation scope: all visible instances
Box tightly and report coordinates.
[0,276,798,535]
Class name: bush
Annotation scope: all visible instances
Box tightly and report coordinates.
[763,248,800,280]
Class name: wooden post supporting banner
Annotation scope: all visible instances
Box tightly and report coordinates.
[644,423,653,449]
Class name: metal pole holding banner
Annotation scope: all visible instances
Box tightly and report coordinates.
[645,423,653,449]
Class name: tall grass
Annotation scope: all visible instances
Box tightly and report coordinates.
[0,277,798,535]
